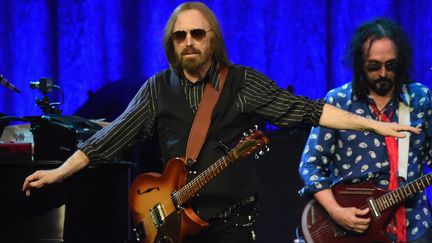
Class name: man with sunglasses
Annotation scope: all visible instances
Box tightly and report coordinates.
[299,18,432,242]
[23,3,419,242]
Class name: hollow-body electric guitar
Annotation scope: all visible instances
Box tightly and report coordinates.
[301,173,432,243]
[129,130,269,243]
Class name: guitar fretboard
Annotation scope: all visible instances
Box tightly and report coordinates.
[175,152,236,205]
[376,173,432,212]
[172,136,264,206]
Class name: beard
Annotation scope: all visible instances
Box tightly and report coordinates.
[176,46,213,75]
[367,77,394,96]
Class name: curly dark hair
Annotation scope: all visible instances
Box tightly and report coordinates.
[344,18,413,101]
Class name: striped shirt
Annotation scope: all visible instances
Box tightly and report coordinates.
[78,64,325,161]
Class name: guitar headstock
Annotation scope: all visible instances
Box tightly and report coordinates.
[235,126,270,160]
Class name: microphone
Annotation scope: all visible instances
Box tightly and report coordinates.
[0,75,21,93]
[29,78,54,94]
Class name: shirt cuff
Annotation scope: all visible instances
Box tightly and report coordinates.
[307,98,326,126]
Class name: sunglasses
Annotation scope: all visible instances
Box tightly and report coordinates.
[171,29,211,42]
[365,60,399,72]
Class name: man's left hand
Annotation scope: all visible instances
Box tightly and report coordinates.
[373,121,421,138]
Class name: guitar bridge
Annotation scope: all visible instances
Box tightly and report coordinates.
[367,197,381,219]
[150,203,166,228]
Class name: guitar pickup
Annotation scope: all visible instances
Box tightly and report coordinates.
[171,191,182,211]
[150,203,166,228]
[367,197,381,219]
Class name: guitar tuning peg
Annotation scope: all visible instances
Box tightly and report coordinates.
[254,124,258,130]
[258,150,264,155]
[243,132,249,137]
[265,145,270,152]
[254,154,260,159]
[249,129,253,134]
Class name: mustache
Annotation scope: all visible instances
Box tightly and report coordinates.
[374,77,393,84]
[181,47,201,55]
[369,76,394,96]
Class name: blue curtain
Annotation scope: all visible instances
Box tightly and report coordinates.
[0,0,431,117]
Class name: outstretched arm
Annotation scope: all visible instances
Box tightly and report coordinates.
[319,104,421,137]
[22,150,89,196]
[22,79,157,197]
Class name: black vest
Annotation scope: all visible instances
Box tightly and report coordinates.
[153,65,259,219]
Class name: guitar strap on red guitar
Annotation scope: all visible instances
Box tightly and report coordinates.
[370,104,407,243]
[185,66,229,165]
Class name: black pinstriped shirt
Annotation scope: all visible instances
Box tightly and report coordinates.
[78,64,325,161]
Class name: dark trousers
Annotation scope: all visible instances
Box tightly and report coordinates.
[183,217,256,243]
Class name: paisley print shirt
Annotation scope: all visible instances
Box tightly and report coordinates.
[299,82,432,240]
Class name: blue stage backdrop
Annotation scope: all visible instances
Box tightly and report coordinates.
[0,0,431,117]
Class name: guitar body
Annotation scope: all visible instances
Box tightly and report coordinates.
[128,130,269,242]
[129,157,208,243]
[302,180,398,243]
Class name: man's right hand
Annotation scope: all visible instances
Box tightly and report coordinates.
[22,150,90,197]
[22,169,64,196]
[314,188,371,233]
[327,205,371,233]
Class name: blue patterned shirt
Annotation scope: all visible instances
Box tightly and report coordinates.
[299,82,432,240]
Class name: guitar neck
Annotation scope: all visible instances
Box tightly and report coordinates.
[377,172,432,211]
[171,130,268,206]
[174,151,239,206]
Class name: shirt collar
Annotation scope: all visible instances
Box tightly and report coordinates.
[365,83,410,117]
[398,83,410,106]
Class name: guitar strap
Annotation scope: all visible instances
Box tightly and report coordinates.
[398,101,410,180]
[185,66,229,165]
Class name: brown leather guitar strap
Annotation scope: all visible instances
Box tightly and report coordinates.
[185,66,228,165]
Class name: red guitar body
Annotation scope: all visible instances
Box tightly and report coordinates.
[302,180,399,243]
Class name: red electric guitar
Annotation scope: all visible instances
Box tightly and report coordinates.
[301,173,432,243]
